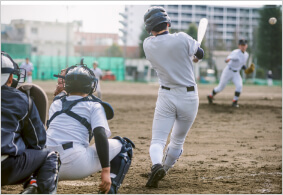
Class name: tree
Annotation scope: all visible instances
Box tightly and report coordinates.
[139,25,150,58]
[186,23,197,39]
[256,5,282,79]
[186,23,208,59]
[105,43,123,57]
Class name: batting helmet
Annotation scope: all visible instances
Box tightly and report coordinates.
[144,6,171,33]
[1,51,26,88]
[65,65,97,95]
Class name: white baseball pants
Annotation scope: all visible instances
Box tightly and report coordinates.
[149,86,199,171]
[47,139,122,180]
[214,66,243,93]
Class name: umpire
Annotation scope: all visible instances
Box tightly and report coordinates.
[1,52,60,194]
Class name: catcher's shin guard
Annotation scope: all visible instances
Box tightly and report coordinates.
[108,136,135,194]
[36,151,61,194]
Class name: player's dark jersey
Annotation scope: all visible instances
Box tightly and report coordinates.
[1,85,46,156]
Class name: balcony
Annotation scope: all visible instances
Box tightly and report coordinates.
[119,20,127,27]
[119,13,127,19]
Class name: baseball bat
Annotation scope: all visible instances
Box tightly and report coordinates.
[197,18,208,44]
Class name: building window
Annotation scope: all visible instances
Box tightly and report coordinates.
[227,8,236,13]
[214,16,223,20]
[168,5,178,9]
[181,13,192,18]
[31,27,38,34]
[196,5,206,11]
[182,5,192,10]
[32,47,37,52]
[214,7,224,12]
[227,16,236,21]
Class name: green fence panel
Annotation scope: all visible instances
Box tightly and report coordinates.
[28,55,124,81]
[1,43,31,59]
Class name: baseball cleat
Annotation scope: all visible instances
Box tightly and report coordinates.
[232,100,239,108]
[20,184,38,194]
[146,163,166,188]
[207,95,213,104]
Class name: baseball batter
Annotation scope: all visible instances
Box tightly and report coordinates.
[143,6,204,188]
[207,39,255,107]
[91,61,103,99]
[47,64,134,194]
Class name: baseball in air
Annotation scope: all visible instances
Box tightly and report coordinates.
[269,17,277,25]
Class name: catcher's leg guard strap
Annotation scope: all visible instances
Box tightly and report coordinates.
[36,151,61,194]
[109,136,135,194]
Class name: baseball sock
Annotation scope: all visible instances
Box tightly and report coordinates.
[163,147,183,172]
[233,91,241,101]
[149,143,164,165]
[210,89,217,97]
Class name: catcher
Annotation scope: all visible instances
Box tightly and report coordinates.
[47,60,135,194]
[207,39,255,107]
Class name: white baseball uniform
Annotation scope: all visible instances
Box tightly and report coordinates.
[213,49,249,101]
[143,32,199,171]
[91,67,103,99]
[46,95,122,180]
[20,61,34,83]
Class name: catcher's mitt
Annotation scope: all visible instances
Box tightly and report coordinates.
[53,68,67,96]
[245,63,255,74]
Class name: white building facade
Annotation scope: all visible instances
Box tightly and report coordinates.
[119,4,260,49]
[2,19,80,56]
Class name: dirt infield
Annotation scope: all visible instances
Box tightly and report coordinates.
[2,81,282,194]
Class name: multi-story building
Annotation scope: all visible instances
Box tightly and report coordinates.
[1,19,80,56]
[119,4,261,50]
[74,32,120,57]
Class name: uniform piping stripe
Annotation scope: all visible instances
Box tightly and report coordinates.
[29,118,41,149]
[13,111,28,155]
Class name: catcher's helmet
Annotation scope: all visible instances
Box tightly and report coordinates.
[144,6,171,33]
[65,65,97,95]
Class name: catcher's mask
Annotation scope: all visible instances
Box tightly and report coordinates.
[144,6,171,34]
[1,51,26,88]
[54,58,98,95]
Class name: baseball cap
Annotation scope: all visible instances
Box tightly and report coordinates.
[1,55,14,86]
[238,39,248,45]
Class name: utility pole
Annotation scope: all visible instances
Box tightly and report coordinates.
[65,5,69,68]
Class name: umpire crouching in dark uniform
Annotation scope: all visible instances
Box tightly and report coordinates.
[1,52,60,194]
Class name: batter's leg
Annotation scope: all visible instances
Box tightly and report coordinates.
[163,97,199,172]
[146,93,176,188]
[150,93,176,165]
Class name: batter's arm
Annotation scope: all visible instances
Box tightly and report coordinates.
[193,47,204,63]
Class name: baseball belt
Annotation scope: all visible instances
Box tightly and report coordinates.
[161,86,194,92]
[229,67,238,72]
[62,142,73,150]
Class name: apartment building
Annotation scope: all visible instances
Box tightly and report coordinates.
[119,4,261,49]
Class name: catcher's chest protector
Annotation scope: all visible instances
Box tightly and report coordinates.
[47,95,114,142]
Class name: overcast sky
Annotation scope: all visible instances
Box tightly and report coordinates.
[1,1,281,34]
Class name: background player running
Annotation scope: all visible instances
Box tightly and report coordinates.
[207,39,255,107]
